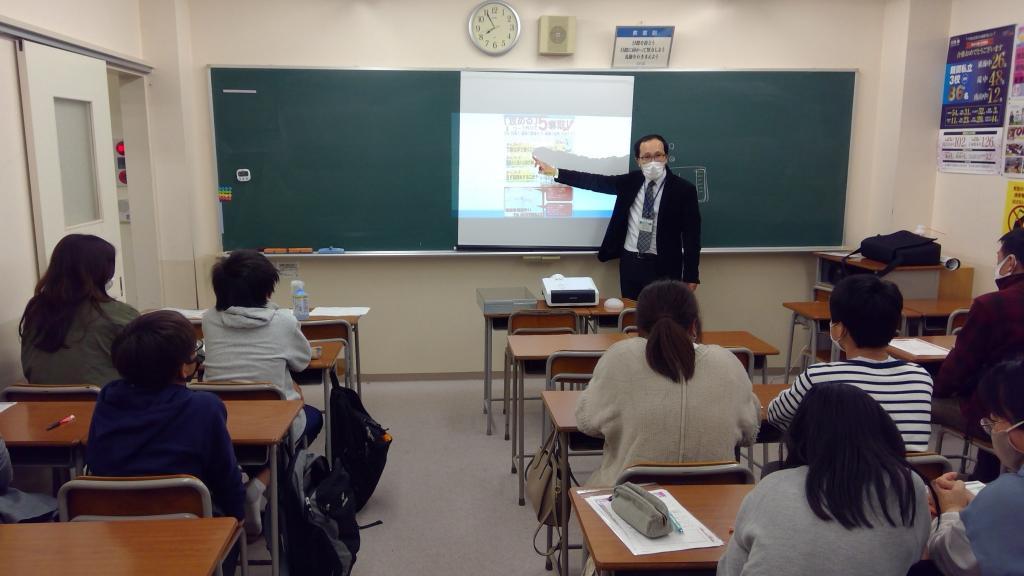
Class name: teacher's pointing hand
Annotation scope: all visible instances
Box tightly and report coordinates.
[533,155,557,177]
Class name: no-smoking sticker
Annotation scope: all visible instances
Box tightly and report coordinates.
[1005,180,1024,232]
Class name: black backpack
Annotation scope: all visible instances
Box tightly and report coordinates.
[277,449,360,576]
[329,379,392,511]
[844,230,941,277]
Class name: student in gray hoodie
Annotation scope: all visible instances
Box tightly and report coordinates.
[202,250,322,445]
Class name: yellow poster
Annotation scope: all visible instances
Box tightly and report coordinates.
[1005,180,1024,232]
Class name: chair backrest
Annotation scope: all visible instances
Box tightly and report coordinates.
[58,474,213,522]
[615,460,755,486]
[617,308,637,334]
[725,347,755,379]
[0,384,101,402]
[189,380,284,400]
[509,309,578,335]
[301,318,352,343]
[906,452,953,482]
[546,351,603,390]
[946,309,969,335]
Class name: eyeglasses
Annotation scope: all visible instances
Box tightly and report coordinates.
[980,416,1024,435]
[637,152,667,163]
[192,339,205,366]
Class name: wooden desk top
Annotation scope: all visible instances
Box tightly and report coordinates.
[307,340,344,371]
[887,335,956,364]
[188,314,361,325]
[507,333,633,360]
[703,331,780,356]
[0,400,301,447]
[485,299,638,319]
[0,401,93,447]
[543,384,787,433]
[587,298,639,317]
[903,299,973,317]
[0,517,238,576]
[784,300,922,320]
[814,252,945,272]
[572,484,753,571]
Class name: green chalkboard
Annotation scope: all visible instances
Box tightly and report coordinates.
[210,68,854,251]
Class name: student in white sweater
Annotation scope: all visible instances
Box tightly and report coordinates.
[719,383,930,576]
[202,250,322,445]
[575,280,760,487]
[768,274,934,452]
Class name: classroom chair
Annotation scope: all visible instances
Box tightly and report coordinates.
[946,309,969,335]
[725,347,755,380]
[188,380,285,401]
[58,474,246,576]
[503,309,579,441]
[614,460,756,486]
[934,423,997,475]
[906,452,954,482]
[0,384,100,402]
[617,307,637,334]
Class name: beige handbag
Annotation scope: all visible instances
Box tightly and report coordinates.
[525,429,562,527]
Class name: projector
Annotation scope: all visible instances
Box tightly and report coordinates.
[542,275,599,307]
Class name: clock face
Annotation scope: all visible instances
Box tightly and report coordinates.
[468,1,521,55]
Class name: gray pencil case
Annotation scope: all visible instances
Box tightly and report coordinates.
[610,482,671,538]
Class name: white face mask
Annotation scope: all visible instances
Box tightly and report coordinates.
[994,254,1016,281]
[105,278,114,291]
[829,321,844,351]
[641,161,665,181]
[991,420,1024,471]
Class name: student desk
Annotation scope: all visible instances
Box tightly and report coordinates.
[703,331,779,384]
[543,386,783,576]
[782,301,924,379]
[902,299,972,334]
[307,340,344,461]
[0,517,240,576]
[887,335,956,364]
[0,399,300,576]
[571,484,752,574]
[481,298,636,435]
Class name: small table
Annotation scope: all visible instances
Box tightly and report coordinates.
[0,399,300,576]
[0,517,240,575]
[703,331,780,383]
[783,301,923,378]
[887,335,956,364]
[544,389,777,576]
[480,298,636,435]
[572,484,752,573]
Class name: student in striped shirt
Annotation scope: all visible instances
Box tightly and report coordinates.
[768,274,934,451]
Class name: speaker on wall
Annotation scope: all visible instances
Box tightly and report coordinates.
[539,15,576,56]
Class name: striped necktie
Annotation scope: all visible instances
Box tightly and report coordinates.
[637,180,656,254]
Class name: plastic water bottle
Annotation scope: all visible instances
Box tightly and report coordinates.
[291,280,310,320]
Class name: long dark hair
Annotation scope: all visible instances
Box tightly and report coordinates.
[636,280,699,381]
[783,383,918,529]
[19,234,116,352]
[979,358,1024,424]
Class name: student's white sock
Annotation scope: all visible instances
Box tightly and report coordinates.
[244,477,267,536]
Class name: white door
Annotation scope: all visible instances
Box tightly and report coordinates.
[17,41,124,299]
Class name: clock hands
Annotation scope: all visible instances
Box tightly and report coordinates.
[485,11,497,34]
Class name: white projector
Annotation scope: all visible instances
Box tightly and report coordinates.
[542,275,599,307]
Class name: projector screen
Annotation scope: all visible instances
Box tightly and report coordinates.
[457,72,634,249]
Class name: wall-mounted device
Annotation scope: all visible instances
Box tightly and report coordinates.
[236,168,251,182]
[539,15,576,56]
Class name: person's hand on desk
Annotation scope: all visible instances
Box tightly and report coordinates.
[533,155,557,178]
[932,471,974,513]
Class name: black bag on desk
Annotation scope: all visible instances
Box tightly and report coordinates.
[844,231,940,277]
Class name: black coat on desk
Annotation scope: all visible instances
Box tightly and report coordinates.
[555,167,702,284]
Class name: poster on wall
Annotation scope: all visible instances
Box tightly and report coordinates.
[1005,102,1024,176]
[1012,24,1024,99]
[938,25,1015,174]
[938,128,1002,174]
[1003,180,1024,232]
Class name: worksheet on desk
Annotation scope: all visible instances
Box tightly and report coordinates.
[889,338,950,356]
[586,489,723,555]
[0,402,16,414]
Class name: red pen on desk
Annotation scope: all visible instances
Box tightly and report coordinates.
[45,414,75,431]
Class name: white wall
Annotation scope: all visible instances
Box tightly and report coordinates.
[932,0,1024,296]
[0,0,142,59]
[0,37,37,383]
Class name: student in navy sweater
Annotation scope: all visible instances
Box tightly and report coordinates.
[85,310,245,522]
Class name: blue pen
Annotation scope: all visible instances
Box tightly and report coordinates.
[667,510,685,533]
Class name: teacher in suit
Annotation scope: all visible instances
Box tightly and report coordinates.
[534,134,701,299]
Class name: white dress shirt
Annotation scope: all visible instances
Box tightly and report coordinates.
[623,171,666,254]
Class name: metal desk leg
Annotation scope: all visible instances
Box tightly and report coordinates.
[354,325,362,395]
[558,428,570,576]
[511,355,518,474]
[808,317,818,371]
[270,443,280,576]
[783,312,797,382]
[504,349,511,441]
[761,357,769,385]
[518,359,526,506]
[484,318,493,434]
[323,366,332,462]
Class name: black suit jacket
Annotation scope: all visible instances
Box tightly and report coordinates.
[556,167,701,283]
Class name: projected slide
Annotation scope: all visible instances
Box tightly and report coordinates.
[458,72,634,248]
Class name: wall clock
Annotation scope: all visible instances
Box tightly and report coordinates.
[468,1,521,56]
